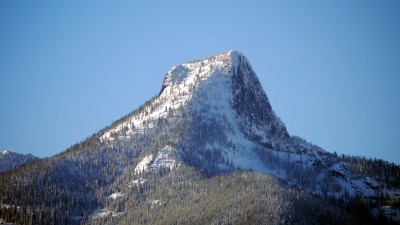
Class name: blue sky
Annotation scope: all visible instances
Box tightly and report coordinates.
[1,1,399,164]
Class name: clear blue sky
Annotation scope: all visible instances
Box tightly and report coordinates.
[1,1,399,164]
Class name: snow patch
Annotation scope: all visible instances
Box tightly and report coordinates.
[150,199,163,209]
[129,178,147,187]
[151,199,162,205]
[107,192,124,200]
[90,208,123,219]
[134,145,180,175]
[134,155,154,174]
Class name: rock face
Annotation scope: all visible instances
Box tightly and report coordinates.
[0,150,38,172]
[229,51,291,150]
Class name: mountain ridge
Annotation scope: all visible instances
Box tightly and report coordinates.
[0,50,399,224]
[95,50,397,199]
[0,150,39,172]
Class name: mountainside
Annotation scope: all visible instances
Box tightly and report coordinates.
[1,51,399,224]
[0,150,38,172]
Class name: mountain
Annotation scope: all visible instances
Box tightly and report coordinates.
[0,150,38,172]
[101,50,291,174]
[0,50,399,224]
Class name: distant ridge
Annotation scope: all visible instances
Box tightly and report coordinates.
[0,150,38,172]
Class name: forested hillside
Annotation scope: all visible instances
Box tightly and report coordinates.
[1,51,399,224]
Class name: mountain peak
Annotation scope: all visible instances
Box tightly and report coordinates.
[203,49,245,64]
[220,49,247,64]
[103,50,289,151]
[159,50,249,95]
[189,49,249,70]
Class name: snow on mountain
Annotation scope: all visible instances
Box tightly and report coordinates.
[89,208,123,219]
[1,50,399,224]
[101,51,250,138]
[101,51,285,173]
[0,150,38,172]
[107,192,124,200]
[134,145,181,175]
[2,50,399,224]
[98,50,398,202]
[128,178,147,188]
[100,51,235,140]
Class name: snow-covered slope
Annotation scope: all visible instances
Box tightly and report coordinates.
[98,50,399,203]
[0,150,38,172]
[101,51,288,172]
[101,51,288,146]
